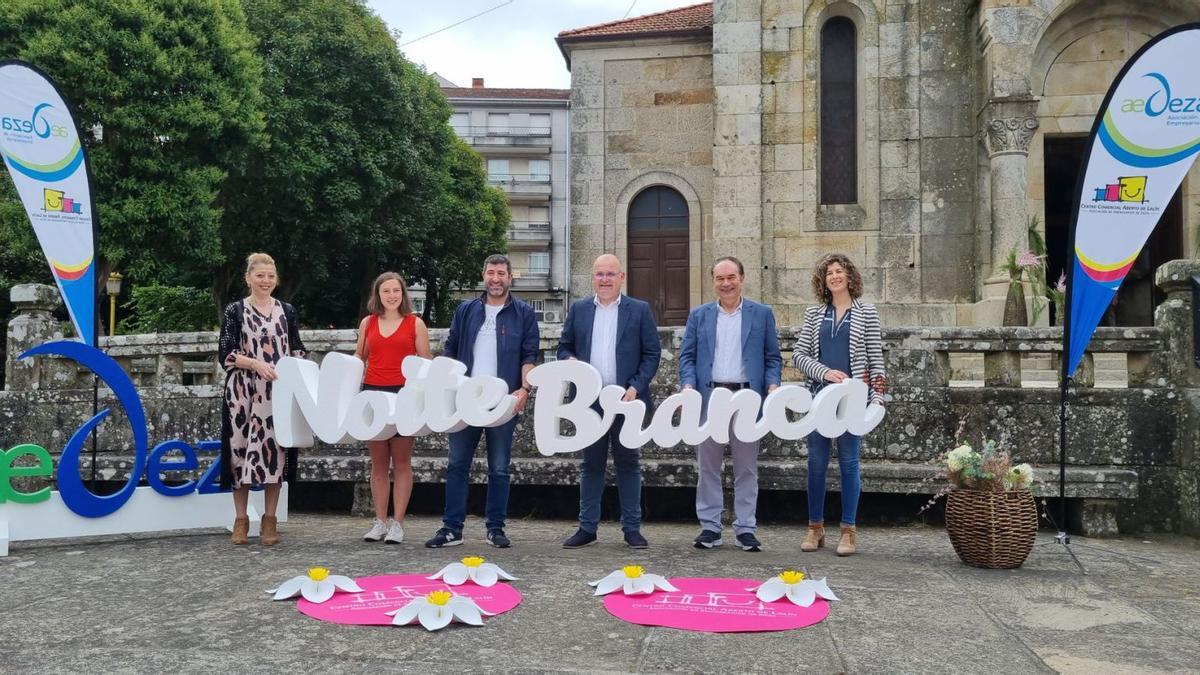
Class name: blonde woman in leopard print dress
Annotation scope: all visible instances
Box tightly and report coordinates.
[218,253,306,546]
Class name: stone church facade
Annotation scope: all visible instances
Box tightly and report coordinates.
[556,0,1200,327]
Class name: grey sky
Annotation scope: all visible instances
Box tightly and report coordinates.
[367,0,705,89]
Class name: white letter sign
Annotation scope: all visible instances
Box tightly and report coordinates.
[274,356,885,454]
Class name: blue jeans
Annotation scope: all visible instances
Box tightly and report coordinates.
[579,426,642,533]
[806,431,861,526]
[442,417,519,532]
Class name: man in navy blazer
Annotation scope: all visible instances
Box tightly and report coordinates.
[558,254,661,549]
[678,256,782,552]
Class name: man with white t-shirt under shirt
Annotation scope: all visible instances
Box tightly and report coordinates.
[426,254,539,549]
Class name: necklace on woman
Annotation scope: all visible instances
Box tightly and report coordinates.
[250,296,274,315]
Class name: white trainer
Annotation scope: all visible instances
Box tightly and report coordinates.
[363,518,388,542]
[384,520,405,545]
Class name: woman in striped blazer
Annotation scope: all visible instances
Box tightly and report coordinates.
[791,253,886,556]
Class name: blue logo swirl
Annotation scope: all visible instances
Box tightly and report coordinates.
[30,102,54,138]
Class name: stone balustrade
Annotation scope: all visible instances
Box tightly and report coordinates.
[3,259,1199,537]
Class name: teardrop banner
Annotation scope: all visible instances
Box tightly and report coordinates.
[0,60,98,345]
[1064,24,1200,376]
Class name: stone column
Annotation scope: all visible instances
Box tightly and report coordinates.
[975,99,1039,325]
[1156,259,1200,535]
[710,0,763,299]
[4,284,68,391]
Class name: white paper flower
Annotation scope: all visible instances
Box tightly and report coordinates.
[385,590,494,631]
[267,567,363,604]
[748,570,839,607]
[589,565,678,596]
[427,556,518,587]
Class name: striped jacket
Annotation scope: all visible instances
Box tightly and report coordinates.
[791,299,887,406]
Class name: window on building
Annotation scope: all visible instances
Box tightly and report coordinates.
[628,185,689,232]
[528,159,550,182]
[487,159,509,181]
[450,113,469,136]
[529,113,551,135]
[820,16,857,205]
[528,206,549,227]
[528,252,550,275]
[487,113,509,133]
[412,297,425,315]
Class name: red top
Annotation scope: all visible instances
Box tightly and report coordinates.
[362,313,418,386]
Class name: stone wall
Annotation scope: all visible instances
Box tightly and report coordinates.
[5,261,1199,535]
[566,35,715,308]
[563,0,1200,327]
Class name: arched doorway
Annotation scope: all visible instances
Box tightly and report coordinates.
[627,186,689,325]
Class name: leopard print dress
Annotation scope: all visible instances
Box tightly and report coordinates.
[221,299,304,487]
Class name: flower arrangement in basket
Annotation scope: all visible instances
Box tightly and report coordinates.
[944,440,1033,492]
[934,440,1039,569]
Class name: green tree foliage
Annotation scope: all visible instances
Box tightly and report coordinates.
[222,0,488,328]
[0,0,508,332]
[0,0,266,299]
[410,137,510,325]
[121,284,218,332]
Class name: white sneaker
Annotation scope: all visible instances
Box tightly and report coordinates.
[363,518,388,542]
[384,520,405,545]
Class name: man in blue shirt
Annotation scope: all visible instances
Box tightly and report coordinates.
[558,254,661,549]
[426,254,540,549]
[678,256,782,552]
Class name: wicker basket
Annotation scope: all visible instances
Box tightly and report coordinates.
[944,489,1037,569]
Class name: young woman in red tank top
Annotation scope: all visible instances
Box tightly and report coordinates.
[354,272,430,544]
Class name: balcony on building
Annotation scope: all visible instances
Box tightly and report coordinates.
[511,267,551,291]
[487,172,552,201]
[452,125,552,155]
[506,220,552,249]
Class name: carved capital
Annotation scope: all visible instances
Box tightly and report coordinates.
[982,116,1039,157]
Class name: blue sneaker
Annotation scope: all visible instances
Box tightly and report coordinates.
[736,532,762,552]
[424,527,463,548]
[624,530,649,549]
[693,529,722,549]
[563,528,597,549]
[487,528,511,548]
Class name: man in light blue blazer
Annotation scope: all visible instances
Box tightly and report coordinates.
[558,254,661,549]
[678,256,782,552]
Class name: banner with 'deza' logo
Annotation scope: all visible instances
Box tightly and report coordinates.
[1066,26,1200,376]
[0,60,96,344]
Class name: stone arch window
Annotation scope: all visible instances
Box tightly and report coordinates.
[819,16,857,205]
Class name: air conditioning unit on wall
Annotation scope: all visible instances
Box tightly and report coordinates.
[541,310,561,323]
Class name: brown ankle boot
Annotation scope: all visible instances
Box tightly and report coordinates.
[231,516,249,545]
[800,523,825,552]
[261,515,279,546]
[836,525,856,556]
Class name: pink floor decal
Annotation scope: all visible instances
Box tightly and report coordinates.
[297,573,522,626]
[603,577,831,632]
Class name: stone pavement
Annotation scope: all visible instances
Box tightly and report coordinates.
[2,515,1198,674]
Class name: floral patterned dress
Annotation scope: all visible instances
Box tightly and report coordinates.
[218,298,306,488]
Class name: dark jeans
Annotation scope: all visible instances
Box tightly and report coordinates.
[579,426,642,533]
[806,431,862,526]
[442,417,519,532]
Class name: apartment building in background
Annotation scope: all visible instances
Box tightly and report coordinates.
[438,76,571,323]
